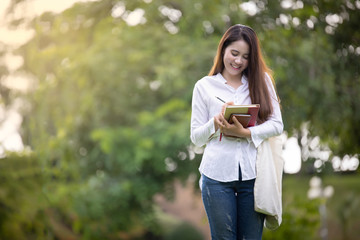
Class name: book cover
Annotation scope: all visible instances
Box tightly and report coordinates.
[228,114,251,127]
[224,104,260,127]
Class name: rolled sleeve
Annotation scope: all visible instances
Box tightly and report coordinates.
[249,126,262,148]
[249,119,283,148]
[191,117,216,147]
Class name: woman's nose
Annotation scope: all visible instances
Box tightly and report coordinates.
[235,57,242,64]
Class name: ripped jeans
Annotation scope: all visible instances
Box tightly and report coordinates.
[201,174,265,240]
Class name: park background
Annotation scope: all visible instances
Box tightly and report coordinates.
[0,0,359,239]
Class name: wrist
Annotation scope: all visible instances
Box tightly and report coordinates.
[239,128,251,138]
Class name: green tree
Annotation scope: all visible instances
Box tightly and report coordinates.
[1,0,359,239]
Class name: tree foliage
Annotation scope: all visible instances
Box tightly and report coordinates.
[0,0,359,238]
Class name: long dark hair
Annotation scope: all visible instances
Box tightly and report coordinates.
[209,24,278,123]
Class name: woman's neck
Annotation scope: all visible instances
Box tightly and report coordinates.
[222,72,243,89]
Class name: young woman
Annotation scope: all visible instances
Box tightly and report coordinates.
[190,24,283,239]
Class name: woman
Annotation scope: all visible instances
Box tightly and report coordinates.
[190,24,283,239]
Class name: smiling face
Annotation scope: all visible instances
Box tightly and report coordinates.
[222,39,249,82]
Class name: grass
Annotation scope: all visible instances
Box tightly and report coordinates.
[280,173,360,240]
[155,173,360,240]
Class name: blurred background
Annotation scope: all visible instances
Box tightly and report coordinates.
[0,0,359,239]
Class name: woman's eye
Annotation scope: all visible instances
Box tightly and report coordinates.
[231,51,238,56]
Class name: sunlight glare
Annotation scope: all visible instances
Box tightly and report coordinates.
[283,137,302,174]
[240,2,258,16]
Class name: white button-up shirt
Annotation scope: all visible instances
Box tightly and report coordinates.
[190,73,283,182]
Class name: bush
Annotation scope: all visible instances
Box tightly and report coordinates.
[164,222,204,240]
[263,196,321,240]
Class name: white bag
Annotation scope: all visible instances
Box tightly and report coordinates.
[254,136,284,230]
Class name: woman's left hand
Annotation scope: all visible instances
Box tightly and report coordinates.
[220,115,251,138]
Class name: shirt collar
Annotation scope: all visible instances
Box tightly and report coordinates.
[216,72,248,85]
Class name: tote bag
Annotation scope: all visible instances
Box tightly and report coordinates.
[254,135,284,230]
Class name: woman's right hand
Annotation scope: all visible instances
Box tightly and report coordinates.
[214,113,223,131]
[214,102,234,131]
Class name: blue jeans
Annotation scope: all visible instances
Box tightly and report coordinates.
[201,174,265,240]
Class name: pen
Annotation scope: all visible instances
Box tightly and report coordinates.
[215,96,226,103]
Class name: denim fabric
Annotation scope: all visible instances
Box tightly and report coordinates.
[201,174,265,240]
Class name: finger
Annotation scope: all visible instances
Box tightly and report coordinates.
[222,101,234,115]
[221,104,227,115]
[232,116,244,129]
[215,115,225,128]
[224,120,231,128]
[219,114,228,125]
[232,116,239,125]
[214,117,221,129]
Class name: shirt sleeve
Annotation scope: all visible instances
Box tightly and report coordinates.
[248,77,284,148]
[190,82,217,147]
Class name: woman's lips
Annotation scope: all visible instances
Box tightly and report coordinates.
[231,63,241,70]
